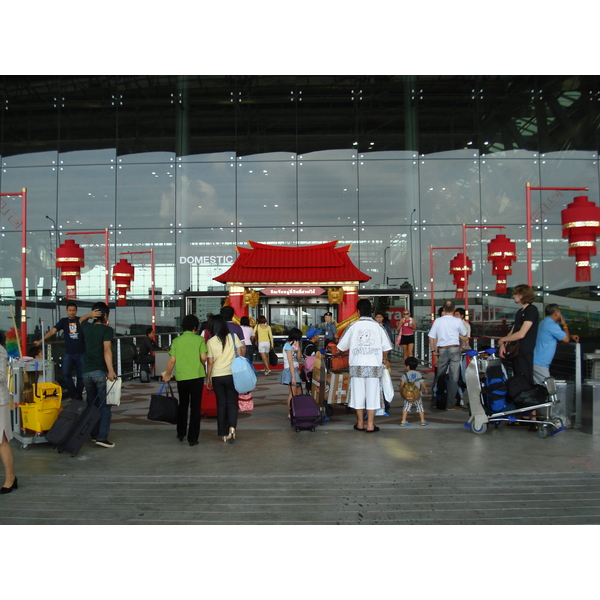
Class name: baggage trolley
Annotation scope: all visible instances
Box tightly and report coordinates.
[463,348,566,439]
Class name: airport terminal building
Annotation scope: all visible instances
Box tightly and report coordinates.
[1,75,599,345]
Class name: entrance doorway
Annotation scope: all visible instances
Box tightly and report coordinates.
[268,304,325,337]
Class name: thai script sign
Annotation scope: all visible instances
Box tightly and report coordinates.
[261,287,325,296]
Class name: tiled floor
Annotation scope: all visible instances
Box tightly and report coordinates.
[3,361,600,525]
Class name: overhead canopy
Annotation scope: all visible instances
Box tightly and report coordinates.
[214,241,370,286]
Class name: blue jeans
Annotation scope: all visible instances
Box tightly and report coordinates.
[83,370,112,441]
[62,352,84,399]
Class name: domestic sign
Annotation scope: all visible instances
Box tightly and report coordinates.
[261,287,326,296]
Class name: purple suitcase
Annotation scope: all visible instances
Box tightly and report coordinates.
[290,393,322,432]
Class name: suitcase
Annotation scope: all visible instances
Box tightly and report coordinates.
[201,386,218,418]
[46,400,101,457]
[434,374,463,409]
[290,391,322,432]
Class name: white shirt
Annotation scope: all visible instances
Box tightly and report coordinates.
[337,317,392,369]
[428,314,467,347]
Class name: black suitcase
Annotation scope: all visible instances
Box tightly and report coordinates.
[290,392,321,432]
[46,400,101,457]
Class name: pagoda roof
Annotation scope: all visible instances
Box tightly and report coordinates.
[214,240,370,285]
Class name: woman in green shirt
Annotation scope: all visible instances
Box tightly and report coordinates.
[163,314,207,447]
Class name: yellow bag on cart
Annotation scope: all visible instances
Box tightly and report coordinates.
[19,382,62,433]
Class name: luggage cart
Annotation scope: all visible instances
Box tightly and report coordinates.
[464,349,566,439]
[11,320,60,450]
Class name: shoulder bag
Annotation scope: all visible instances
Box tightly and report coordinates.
[231,334,257,393]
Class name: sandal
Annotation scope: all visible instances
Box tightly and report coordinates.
[399,422,410,427]
[365,426,380,433]
[353,424,365,431]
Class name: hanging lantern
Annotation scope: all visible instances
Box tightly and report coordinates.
[487,234,517,294]
[55,238,85,299]
[561,195,600,282]
[449,253,472,299]
[112,258,135,306]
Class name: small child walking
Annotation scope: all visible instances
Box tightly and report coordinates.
[399,356,428,427]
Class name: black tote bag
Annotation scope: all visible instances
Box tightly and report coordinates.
[268,348,278,367]
[148,381,178,424]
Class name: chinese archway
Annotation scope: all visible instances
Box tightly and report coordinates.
[213,241,371,325]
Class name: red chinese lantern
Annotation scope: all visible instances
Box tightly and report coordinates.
[55,238,85,299]
[449,253,473,299]
[487,234,517,294]
[561,195,600,282]
[112,259,135,306]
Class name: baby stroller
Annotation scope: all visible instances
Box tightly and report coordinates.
[463,348,565,439]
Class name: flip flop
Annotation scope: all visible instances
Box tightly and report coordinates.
[353,424,365,431]
[365,426,380,433]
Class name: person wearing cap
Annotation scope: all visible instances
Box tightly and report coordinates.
[302,327,322,394]
[322,312,337,348]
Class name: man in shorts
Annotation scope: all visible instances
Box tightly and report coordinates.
[336,299,391,433]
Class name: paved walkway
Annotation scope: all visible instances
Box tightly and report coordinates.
[2,362,600,525]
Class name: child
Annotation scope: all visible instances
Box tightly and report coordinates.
[399,356,428,426]
[280,328,303,416]
[302,326,322,395]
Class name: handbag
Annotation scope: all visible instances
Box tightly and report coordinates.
[231,334,257,394]
[238,392,254,412]
[106,377,122,406]
[148,381,178,424]
[268,348,278,367]
[504,340,520,360]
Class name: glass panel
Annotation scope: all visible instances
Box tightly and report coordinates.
[177,227,236,293]
[418,157,481,225]
[480,155,539,224]
[298,158,358,226]
[116,161,175,229]
[237,158,297,227]
[59,148,116,166]
[538,156,599,224]
[358,226,413,289]
[176,159,235,228]
[2,166,58,230]
[57,164,116,231]
[357,157,418,226]
[2,151,58,168]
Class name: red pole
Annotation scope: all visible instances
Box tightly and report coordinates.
[525,183,588,288]
[462,223,468,320]
[121,250,156,336]
[430,246,434,323]
[430,246,462,323]
[526,182,532,286]
[21,188,27,354]
[67,230,111,305]
[105,229,109,306]
[150,249,156,336]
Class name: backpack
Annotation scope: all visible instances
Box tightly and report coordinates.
[400,374,421,402]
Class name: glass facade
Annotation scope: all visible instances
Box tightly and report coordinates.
[1,76,599,343]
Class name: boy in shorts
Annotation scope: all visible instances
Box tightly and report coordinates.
[399,356,428,427]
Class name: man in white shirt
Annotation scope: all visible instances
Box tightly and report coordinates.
[429,300,467,410]
[337,299,392,433]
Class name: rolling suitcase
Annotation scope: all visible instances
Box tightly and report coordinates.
[46,400,101,457]
[290,387,321,432]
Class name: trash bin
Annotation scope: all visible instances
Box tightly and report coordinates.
[553,380,575,428]
[582,380,600,435]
